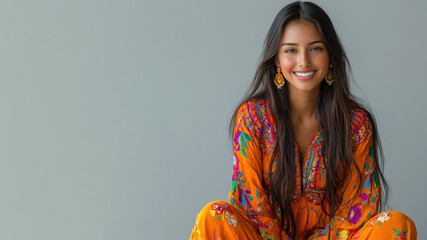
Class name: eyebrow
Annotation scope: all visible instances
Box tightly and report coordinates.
[281,40,323,47]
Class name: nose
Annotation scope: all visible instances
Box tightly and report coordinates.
[298,50,311,68]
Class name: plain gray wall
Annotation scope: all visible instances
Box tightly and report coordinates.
[1,0,426,239]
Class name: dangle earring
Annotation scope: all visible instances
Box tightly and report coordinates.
[274,67,285,89]
[325,64,334,85]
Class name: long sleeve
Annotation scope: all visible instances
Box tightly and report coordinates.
[228,102,290,240]
[310,113,380,239]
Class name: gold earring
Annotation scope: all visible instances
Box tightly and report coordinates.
[325,64,334,85]
[274,67,285,89]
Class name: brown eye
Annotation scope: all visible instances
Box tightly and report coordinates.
[285,48,296,53]
[311,47,323,51]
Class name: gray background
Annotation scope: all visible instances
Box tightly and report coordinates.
[0,0,425,239]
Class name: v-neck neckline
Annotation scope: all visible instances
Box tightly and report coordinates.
[266,98,321,160]
[295,128,321,194]
[266,98,322,195]
[294,127,321,163]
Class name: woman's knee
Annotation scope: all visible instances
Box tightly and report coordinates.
[382,211,411,221]
[378,211,416,228]
[196,200,232,221]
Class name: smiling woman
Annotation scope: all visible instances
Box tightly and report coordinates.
[276,20,330,94]
[190,1,417,240]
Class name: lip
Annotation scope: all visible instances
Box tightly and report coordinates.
[293,70,316,80]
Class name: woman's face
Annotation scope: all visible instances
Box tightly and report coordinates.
[276,20,329,93]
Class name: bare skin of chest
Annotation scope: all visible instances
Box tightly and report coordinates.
[293,121,319,163]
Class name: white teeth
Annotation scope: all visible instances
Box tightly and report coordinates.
[295,71,315,77]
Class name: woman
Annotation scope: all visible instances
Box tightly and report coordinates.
[190,1,417,239]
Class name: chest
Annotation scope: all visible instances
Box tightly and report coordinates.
[293,123,320,163]
[262,125,326,205]
[258,102,327,204]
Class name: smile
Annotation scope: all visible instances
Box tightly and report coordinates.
[293,70,316,80]
[294,71,315,77]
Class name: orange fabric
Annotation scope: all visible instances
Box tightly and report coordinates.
[190,99,416,240]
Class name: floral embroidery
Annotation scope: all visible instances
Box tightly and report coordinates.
[232,111,255,215]
[303,135,325,205]
[367,212,392,228]
[348,203,362,224]
[350,106,372,151]
[230,103,278,239]
[251,99,275,155]
[337,229,349,240]
[232,153,253,213]
[392,229,408,240]
[360,193,368,201]
[225,211,237,227]
[210,204,225,216]
[235,128,253,158]
[377,212,392,224]
[209,203,238,228]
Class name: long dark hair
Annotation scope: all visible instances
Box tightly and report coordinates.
[229,1,388,239]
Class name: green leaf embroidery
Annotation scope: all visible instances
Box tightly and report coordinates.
[232,180,238,194]
[239,132,252,158]
[241,132,252,142]
[241,148,247,158]
[215,215,221,221]
[377,222,382,226]
[373,171,379,188]
[242,138,248,150]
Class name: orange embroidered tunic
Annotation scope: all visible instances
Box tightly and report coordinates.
[190,98,416,240]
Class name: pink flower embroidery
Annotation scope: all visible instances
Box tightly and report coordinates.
[347,203,362,224]
[359,193,368,201]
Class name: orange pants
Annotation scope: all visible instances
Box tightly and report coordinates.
[190,201,417,240]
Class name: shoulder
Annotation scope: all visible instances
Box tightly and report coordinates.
[236,98,269,126]
[349,103,374,150]
[236,98,269,141]
[237,98,268,116]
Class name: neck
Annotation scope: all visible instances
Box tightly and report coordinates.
[288,86,320,124]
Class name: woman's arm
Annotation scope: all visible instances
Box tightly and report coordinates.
[228,102,291,240]
[310,112,380,239]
